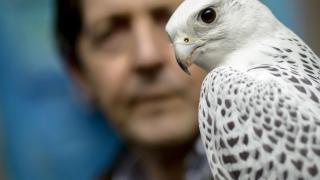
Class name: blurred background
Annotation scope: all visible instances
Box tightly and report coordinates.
[0,0,319,179]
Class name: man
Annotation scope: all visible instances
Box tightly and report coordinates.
[55,0,210,179]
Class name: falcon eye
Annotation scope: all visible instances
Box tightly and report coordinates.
[200,8,216,24]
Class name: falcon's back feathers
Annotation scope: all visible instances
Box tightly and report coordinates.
[166,0,320,179]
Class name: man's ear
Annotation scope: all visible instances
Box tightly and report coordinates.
[67,64,95,101]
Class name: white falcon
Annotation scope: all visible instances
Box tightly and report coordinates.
[166,0,320,179]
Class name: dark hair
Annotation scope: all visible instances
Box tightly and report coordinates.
[55,0,82,68]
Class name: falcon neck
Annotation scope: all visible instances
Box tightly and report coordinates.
[221,27,306,73]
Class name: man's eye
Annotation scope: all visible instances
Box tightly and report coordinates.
[91,16,130,49]
[91,29,114,46]
[151,7,172,25]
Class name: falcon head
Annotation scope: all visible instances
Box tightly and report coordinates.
[166,0,276,74]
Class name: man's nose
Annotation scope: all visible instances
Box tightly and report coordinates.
[132,14,164,73]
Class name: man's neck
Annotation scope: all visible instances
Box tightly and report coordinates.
[131,141,196,180]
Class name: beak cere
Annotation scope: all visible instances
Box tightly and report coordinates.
[175,54,191,75]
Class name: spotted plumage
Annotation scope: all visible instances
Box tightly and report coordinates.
[166,0,320,179]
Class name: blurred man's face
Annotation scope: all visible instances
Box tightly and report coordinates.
[77,0,206,147]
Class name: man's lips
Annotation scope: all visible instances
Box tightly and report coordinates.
[129,87,180,107]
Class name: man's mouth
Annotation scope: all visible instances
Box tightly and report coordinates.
[129,84,180,107]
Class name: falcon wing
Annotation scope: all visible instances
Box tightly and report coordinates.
[199,66,320,180]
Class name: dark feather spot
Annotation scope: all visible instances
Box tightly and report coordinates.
[255,111,262,117]
[279,152,287,164]
[247,167,252,174]
[305,69,314,75]
[207,115,212,125]
[303,64,313,71]
[223,154,237,164]
[287,136,295,143]
[301,59,309,64]
[274,120,282,127]
[269,67,279,71]
[213,118,217,135]
[217,98,222,105]
[206,135,211,142]
[286,125,294,132]
[310,91,319,103]
[221,109,226,117]
[278,152,286,164]
[234,88,238,95]
[205,95,211,107]
[313,64,320,69]
[263,107,268,114]
[312,148,320,156]
[263,144,273,153]
[300,135,308,144]
[299,53,307,58]
[229,170,241,180]
[263,124,272,131]
[272,47,283,53]
[227,136,239,147]
[254,150,260,160]
[295,85,307,94]
[300,148,308,157]
[308,165,318,176]
[243,134,249,145]
[239,151,249,161]
[225,99,231,109]
[220,138,226,148]
[241,114,248,121]
[264,117,271,124]
[255,168,263,180]
[268,135,278,144]
[227,122,235,131]
[272,73,281,77]
[289,111,297,118]
[275,130,284,137]
[302,125,310,133]
[254,127,263,138]
[285,48,292,52]
[217,168,228,179]
[283,171,288,180]
[285,144,295,151]
[207,127,212,134]
[301,114,310,121]
[269,161,274,170]
[288,76,299,83]
[291,159,303,171]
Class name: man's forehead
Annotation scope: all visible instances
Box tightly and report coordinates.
[82,0,182,27]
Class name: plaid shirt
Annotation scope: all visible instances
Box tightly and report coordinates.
[109,138,213,180]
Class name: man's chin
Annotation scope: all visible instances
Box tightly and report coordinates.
[125,112,198,148]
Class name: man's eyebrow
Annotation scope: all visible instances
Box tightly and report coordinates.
[150,6,172,17]
[85,13,130,34]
